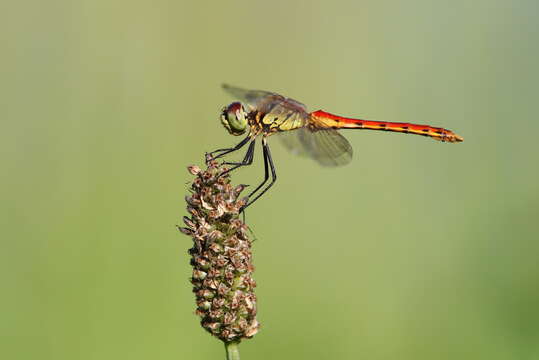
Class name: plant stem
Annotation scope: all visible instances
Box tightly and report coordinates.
[225,341,240,360]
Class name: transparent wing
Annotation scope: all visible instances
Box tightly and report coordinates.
[222,84,281,107]
[278,128,353,167]
[222,84,308,112]
[278,129,311,158]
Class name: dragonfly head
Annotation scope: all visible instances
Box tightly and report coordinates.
[221,102,248,136]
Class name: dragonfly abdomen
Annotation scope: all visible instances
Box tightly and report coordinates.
[311,110,463,143]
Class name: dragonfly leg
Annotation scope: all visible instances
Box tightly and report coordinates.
[207,135,251,162]
[220,139,256,176]
[244,140,269,201]
[241,137,277,212]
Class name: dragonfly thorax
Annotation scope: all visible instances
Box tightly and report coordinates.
[220,102,249,136]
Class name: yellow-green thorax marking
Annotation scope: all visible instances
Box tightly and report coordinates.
[248,98,309,135]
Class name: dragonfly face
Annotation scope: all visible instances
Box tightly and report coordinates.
[220,102,248,136]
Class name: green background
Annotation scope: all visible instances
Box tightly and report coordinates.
[3,1,539,359]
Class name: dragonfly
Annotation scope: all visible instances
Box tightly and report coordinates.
[208,84,463,211]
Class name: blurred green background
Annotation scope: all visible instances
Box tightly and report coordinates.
[3,1,539,359]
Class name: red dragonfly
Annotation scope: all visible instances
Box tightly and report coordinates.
[209,84,463,210]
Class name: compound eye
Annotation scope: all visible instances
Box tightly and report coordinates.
[221,102,248,136]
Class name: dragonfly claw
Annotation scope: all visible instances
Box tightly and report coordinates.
[239,204,247,214]
[205,153,215,165]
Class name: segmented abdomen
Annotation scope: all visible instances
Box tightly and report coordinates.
[310,110,463,143]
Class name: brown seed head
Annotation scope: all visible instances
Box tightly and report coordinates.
[179,161,259,342]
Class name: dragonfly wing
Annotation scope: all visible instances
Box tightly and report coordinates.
[278,128,353,167]
[222,84,308,112]
[278,129,311,158]
[222,84,281,108]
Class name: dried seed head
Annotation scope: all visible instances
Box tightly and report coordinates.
[180,161,259,342]
[188,165,202,175]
